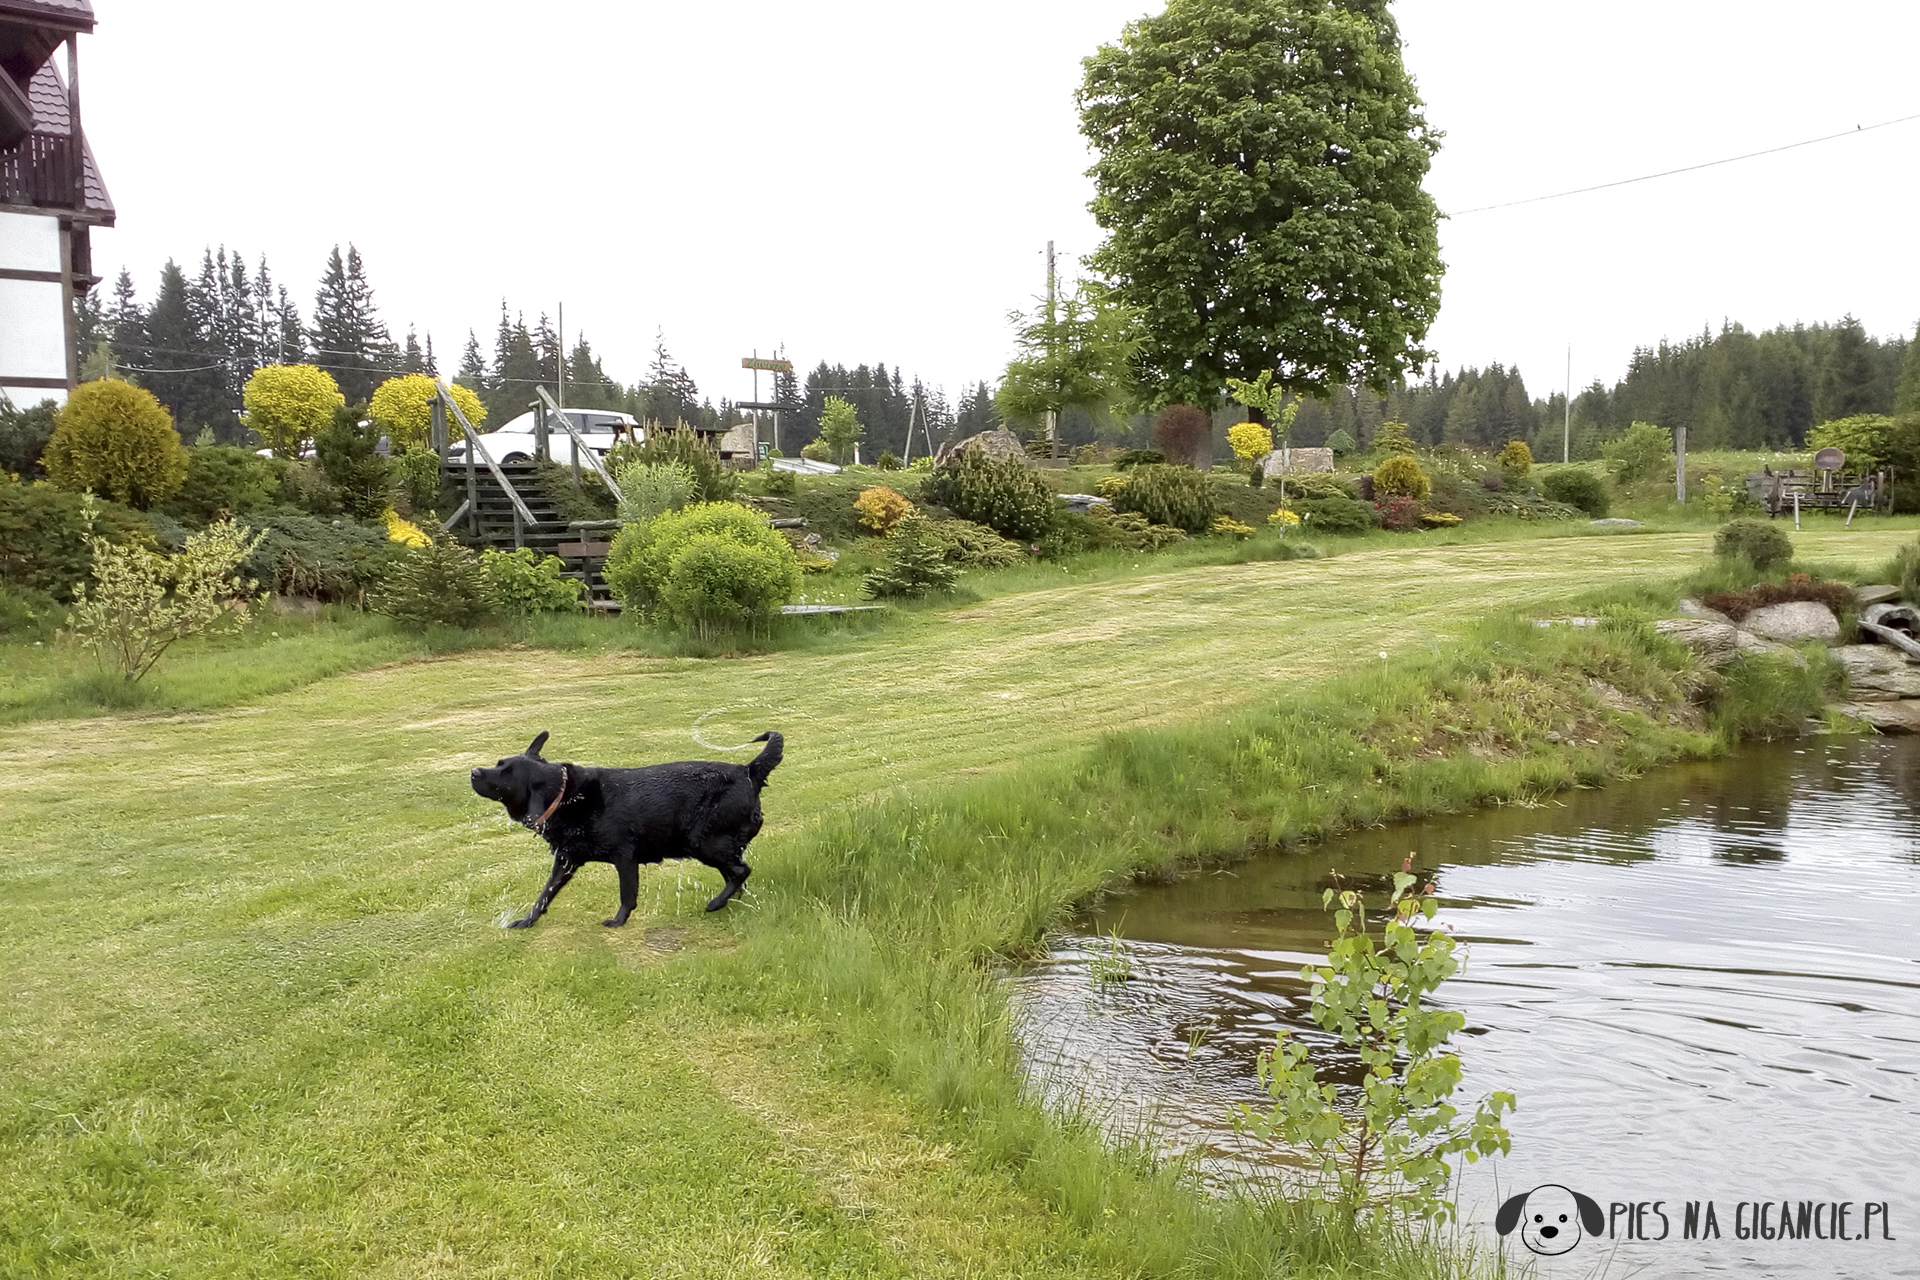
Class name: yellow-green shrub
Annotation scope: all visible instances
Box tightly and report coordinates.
[44,379,186,509]
[243,364,345,459]
[853,485,914,534]
[369,374,485,451]
[1372,454,1431,501]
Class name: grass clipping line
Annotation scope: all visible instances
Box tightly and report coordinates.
[721,611,1833,1276]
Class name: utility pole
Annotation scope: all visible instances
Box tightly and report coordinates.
[1046,240,1058,460]
[1563,345,1572,464]
[557,302,565,412]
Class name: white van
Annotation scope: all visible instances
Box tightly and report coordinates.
[450,408,640,466]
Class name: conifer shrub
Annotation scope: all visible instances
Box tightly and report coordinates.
[1714,518,1793,570]
[161,446,289,524]
[1497,439,1532,483]
[314,405,391,519]
[1371,455,1431,501]
[243,364,345,459]
[931,518,1026,567]
[1324,427,1356,457]
[480,548,584,615]
[862,511,960,599]
[1373,420,1417,455]
[1151,404,1212,467]
[244,514,399,604]
[1112,463,1216,532]
[603,501,799,630]
[1294,494,1374,534]
[853,485,914,534]
[1110,448,1164,470]
[372,538,493,627]
[614,460,697,524]
[1541,468,1610,516]
[919,447,1058,540]
[609,428,735,503]
[761,467,797,498]
[0,479,152,600]
[44,379,187,509]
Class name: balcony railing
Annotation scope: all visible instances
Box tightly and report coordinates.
[0,133,77,210]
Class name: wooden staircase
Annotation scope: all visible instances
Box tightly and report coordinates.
[441,458,619,610]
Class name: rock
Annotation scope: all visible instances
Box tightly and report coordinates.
[1261,447,1335,477]
[1834,700,1920,734]
[1678,598,1733,623]
[1743,601,1840,644]
[1653,618,1738,666]
[1832,644,1920,700]
[1590,518,1643,528]
[1058,493,1111,514]
[1854,584,1903,607]
[1734,629,1808,666]
[934,428,1029,468]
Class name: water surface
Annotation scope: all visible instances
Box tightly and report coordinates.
[1013,738,1920,1277]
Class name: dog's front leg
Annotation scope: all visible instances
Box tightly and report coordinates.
[604,861,638,928]
[508,855,577,929]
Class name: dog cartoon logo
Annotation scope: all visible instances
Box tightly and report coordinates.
[1496,1184,1605,1256]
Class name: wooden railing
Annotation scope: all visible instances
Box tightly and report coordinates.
[0,134,76,209]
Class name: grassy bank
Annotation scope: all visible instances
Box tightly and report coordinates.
[0,531,1895,1277]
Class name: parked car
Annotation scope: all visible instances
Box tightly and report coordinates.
[449,407,640,466]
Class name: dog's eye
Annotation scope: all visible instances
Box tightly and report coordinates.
[1533,1214,1542,1222]
[1558,1214,1568,1222]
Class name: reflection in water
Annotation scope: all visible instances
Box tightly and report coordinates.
[1012,738,1920,1278]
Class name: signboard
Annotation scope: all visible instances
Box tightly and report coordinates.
[742,357,792,373]
[1813,447,1846,472]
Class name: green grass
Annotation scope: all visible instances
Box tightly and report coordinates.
[0,527,1909,1277]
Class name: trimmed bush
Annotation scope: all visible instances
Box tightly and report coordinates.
[603,501,799,626]
[1112,463,1215,532]
[1111,448,1164,470]
[372,539,492,627]
[1715,518,1793,570]
[162,446,289,524]
[481,548,584,615]
[853,485,914,534]
[1497,440,1532,482]
[920,447,1058,540]
[1374,495,1423,531]
[44,379,186,508]
[243,364,345,459]
[1325,427,1356,457]
[1371,455,1431,501]
[1294,494,1374,534]
[368,373,484,451]
[0,479,152,600]
[1541,468,1610,516]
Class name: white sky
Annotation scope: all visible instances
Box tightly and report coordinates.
[80,1,1920,407]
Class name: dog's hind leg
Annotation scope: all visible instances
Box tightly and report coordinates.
[704,859,751,912]
[604,860,639,928]
[507,855,577,929]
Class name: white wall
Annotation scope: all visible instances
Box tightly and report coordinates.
[0,209,68,392]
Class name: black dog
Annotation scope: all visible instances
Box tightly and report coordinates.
[470,730,782,928]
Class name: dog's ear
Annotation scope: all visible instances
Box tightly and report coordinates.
[1574,1191,1604,1237]
[526,731,550,760]
[1494,1192,1529,1237]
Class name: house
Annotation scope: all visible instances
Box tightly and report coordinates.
[1,0,111,407]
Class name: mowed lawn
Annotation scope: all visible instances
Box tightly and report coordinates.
[1,528,1908,1278]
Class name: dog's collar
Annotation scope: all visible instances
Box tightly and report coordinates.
[530,765,570,832]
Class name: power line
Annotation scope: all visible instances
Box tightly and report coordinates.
[1451,109,1920,216]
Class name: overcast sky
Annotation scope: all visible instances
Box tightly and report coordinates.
[80,1,1920,409]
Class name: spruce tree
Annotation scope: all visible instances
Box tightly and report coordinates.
[311,244,396,402]
[144,259,229,436]
[107,268,142,369]
[1896,323,1920,416]
[403,327,426,373]
[1813,315,1877,425]
[456,330,488,395]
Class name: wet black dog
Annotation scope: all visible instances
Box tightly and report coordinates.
[470,730,782,927]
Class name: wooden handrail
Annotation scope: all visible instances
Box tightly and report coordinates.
[436,380,538,529]
[535,386,625,504]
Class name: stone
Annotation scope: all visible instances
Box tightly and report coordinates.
[1590,518,1643,528]
[1734,629,1808,666]
[1653,618,1738,666]
[1854,584,1903,607]
[1678,598,1733,623]
[1834,700,1920,734]
[1832,645,1920,700]
[1058,493,1111,514]
[1742,601,1840,644]
[1261,447,1335,477]
[934,429,1029,468]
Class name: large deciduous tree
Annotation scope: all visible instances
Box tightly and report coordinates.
[1078,0,1442,415]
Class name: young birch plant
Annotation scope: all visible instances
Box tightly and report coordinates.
[68,498,266,682]
[1239,866,1514,1224]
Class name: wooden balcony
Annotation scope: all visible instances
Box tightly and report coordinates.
[0,131,77,210]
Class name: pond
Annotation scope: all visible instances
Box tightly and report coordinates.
[1012,737,1920,1277]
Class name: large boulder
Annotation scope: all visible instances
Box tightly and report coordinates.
[1653,618,1738,667]
[934,429,1028,468]
[1854,584,1902,607]
[1836,700,1920,734]
[1832,645,1920,700]
[1262,447,1335,477]
[1742,601,1840,644]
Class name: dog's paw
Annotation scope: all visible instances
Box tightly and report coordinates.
[504,916,537,930]
[602,915,631,928]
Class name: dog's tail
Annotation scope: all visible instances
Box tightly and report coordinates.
[747,730,783,790]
